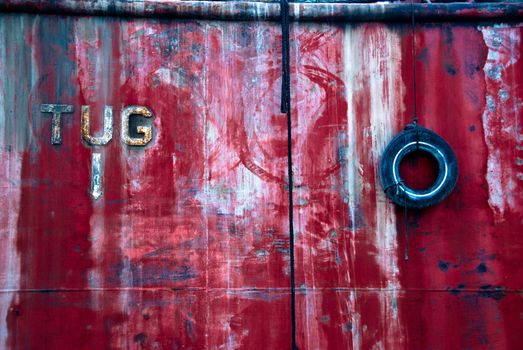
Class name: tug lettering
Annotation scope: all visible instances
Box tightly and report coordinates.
[40,103,155,200]
[41,104,154,146]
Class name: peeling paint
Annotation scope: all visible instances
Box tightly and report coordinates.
[480,25,523,222]
[0,9,522,350]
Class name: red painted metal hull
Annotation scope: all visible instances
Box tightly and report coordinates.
[0,2,522,349]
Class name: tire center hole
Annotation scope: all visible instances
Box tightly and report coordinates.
[399,149,439,190]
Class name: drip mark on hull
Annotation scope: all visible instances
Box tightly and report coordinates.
[91,153,103,200]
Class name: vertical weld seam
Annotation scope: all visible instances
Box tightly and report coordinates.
[281,0,297,349]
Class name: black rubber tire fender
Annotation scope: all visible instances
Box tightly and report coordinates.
[379,126,458,209]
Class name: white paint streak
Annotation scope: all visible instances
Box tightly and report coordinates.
[367,26,405,350]
[348,292,361,350]
[0,152,22,348]
[73,19,114,321]
[343,25,364,290]
[344,24,405,348]
[342,28,367,350]
[196,20,273,292]
[87,156,106,296]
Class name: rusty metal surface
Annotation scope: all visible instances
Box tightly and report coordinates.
[0,2,522,350]
[0,0,523,22]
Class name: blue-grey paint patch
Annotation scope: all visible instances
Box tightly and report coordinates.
[490,32,503,48]
[438,260,449,272]
[226,289,287,301]
[498,88,509,101]
[478,285,506,300]
[142,246,174,258]
[448,284,466,296]
[391,294,397,312]
[486,64,502,81]
[133,333,147,347]
[296,197,308,206]
[445,63,457,76]
[185,318,196,341]
[112,263,199,287]
[476,262,487,274]
[486,95,496,112]
[256,249,269,258]
[1,15,41,151]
